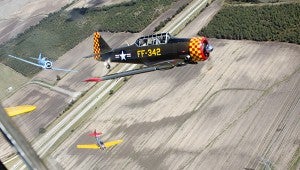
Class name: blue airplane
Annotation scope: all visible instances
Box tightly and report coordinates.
[7,53,77,72]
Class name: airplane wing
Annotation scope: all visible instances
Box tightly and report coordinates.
[51,67,78,72]
[8,55,43,68]
[84,64,174,82]
[104,140,123,148]
[77,144,100,149]
[4,105,36,117]
[76,140,123,149]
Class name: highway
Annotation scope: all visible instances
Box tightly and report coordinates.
[30,80,81,99]
[161,0,209,34]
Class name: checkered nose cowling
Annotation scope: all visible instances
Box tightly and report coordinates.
[188,37,211,62]
[93,32,101,60]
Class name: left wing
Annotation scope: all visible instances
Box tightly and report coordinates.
[84,64,174,82]
[76,140,123,149]
[4,105,36,117]
[51,67,78,72]
[8,55,43,68]
[77,144,100,149]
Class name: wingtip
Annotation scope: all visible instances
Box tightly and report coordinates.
[83,77,103,82]
[88,131,102,137]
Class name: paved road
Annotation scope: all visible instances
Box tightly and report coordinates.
[161,0,209,34]
[177,0,224,37]
[30,80,81,99]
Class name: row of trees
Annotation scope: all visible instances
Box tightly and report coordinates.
[199,3,300,44]
[0,0,176,77]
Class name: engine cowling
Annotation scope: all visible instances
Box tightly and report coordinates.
[45,61,52,69]
[188,37,213,62]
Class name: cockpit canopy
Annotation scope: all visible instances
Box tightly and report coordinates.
[135,33,172,47]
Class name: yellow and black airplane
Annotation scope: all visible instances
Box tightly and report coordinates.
[84,32,213,82]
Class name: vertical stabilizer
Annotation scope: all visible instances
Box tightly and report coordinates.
[93,32,101,60]
[38,53,42,60]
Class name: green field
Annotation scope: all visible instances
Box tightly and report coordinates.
[0,63,28,100]
[0,0,176,77]
[199,3,300,44]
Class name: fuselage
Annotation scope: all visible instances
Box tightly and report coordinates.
[96,32,212,67]
[102,38,190,66]
[38,58,53,69]
[85,32,213,82]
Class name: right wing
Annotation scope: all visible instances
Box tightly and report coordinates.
[51,67,78,72]
[104,140,123,148]
[8,55,43,68]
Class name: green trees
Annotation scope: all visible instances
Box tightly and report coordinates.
[199,3,300,44]
[0,0,175,77]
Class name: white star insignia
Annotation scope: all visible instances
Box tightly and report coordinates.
[119,51,127,60]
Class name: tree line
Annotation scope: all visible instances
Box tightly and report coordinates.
[0,0,176,77]
[199,3,300,44]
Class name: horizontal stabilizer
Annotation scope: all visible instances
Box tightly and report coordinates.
[88,131,102,137]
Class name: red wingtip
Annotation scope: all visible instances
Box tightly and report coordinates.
[83,77,103,82]
[88,131,102,137]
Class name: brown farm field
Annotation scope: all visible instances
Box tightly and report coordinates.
[50,38,300,169]
[49,1,300,168]
[0,63,28,100]
[0,0,299,169]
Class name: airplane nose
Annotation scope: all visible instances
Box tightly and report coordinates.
[205,44,213,53]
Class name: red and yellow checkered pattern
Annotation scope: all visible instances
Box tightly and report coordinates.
[93,32,101,60]
[189,37,206,62]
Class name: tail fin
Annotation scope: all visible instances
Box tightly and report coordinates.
[38,53,42,60]
[93,32,101,61]
[88,130,102,137]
